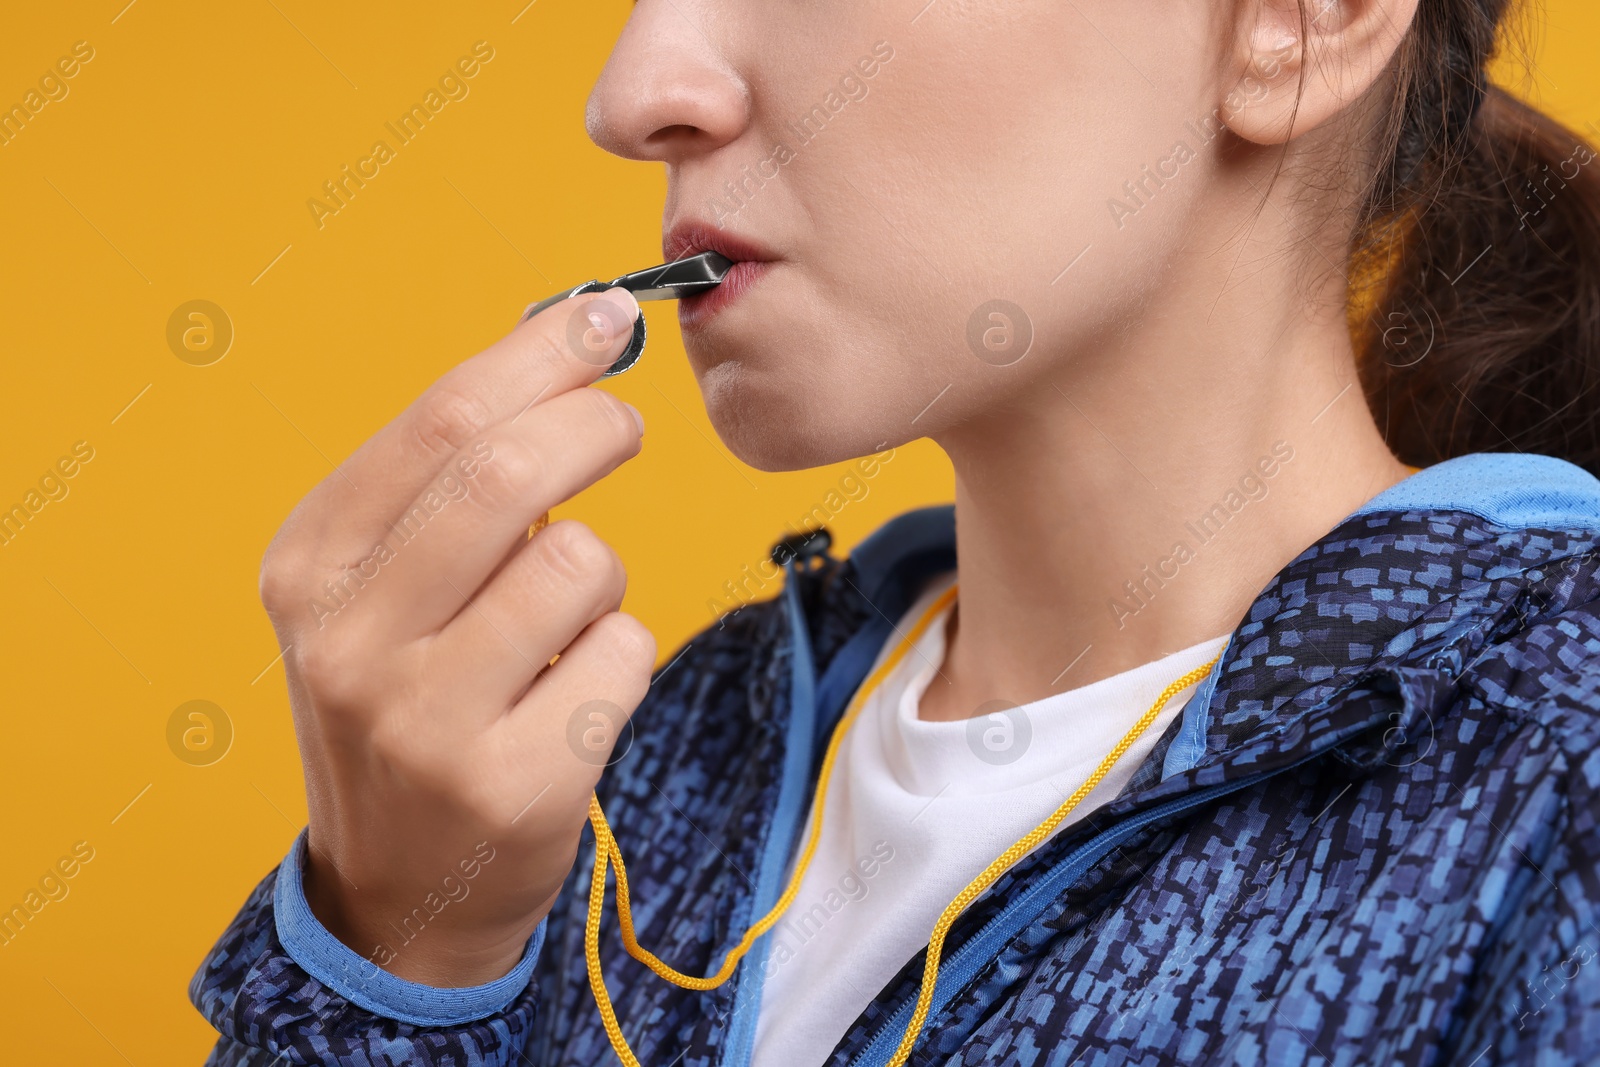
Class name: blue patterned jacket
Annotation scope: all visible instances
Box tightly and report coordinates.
[192,453,1600,1066]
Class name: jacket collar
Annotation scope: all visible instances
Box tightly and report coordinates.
[837,452,1600,783]
[1165,451,1600,778]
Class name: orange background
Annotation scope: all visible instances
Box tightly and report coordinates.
[0,1,1593,1059]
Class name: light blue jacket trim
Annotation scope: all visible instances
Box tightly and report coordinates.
[1349,452,1600,531]
[721,566,823,1067]
[273,830,546,1027]
[1163,452,1600,780]
[1160,634,1235,781]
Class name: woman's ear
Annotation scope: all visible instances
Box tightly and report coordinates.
[1221,0,1422,146]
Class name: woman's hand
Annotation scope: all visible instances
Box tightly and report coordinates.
[258,288,655,987]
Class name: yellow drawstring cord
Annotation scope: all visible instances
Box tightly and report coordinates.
[875,651,1219,1067]
[583,585,957,1062]
[582,583,1218,1067]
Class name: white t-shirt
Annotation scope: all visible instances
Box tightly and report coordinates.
[750,573,1228,1067]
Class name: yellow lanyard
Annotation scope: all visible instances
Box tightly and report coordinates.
[583,583,1220,1067]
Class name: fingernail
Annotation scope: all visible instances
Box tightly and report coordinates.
[597,287,640,341]
[622,401,644,435]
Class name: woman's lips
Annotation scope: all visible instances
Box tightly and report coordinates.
[678,258,773,330]
[663,222,778,330]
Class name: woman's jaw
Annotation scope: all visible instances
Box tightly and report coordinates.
[591,1,1376,473]
[588,2,1285,471]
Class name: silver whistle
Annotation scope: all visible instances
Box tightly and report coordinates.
[519,251,733,376]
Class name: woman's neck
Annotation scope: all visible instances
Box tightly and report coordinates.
[918,301,1411,724]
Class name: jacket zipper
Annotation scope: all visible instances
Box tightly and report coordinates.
[843,754,1324,1067]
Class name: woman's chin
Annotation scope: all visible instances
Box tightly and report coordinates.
[695,360,872,473]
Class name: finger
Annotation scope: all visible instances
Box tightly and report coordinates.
[352,385,643,637]
[503,611,657,785]
[277,289,641,578]
[430,519,628,707]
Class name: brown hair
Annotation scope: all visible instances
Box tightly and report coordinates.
[1347,0,1600,475]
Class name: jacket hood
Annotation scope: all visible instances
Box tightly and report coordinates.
[831,452,1600,789]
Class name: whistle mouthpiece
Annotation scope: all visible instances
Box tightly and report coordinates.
[519,251,734,376]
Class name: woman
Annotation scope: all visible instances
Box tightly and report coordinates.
[192,0,1600,1064]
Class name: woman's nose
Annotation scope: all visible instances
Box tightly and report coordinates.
[586,1,750,165]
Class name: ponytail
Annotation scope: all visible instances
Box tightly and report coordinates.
[1350,1,1600,476]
